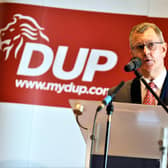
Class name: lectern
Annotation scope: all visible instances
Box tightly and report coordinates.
[69,100,168,168]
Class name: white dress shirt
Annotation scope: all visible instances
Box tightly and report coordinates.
[141,68,167,104]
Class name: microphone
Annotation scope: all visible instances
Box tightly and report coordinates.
[96,81,125,112]
[124,57,142,72]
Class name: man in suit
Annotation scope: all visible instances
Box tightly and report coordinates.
[107,22,168,168]
[109,22,168,105]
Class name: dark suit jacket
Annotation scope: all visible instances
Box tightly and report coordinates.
[108,71,168,105]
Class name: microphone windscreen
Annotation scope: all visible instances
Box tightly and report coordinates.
[124,57,142,72]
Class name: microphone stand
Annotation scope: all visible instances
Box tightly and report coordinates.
[103,102,113,168]
[89,81,124,168]
[134,69,168,113]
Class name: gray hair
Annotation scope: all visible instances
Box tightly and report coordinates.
[129,22,164,48]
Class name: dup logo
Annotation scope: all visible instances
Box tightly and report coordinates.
[0,14,49,60]
[0,14,118,82]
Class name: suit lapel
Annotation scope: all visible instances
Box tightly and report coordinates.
[160,71,168,105]
[131,78,141,104]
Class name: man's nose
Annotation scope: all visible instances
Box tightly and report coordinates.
[143,45,151,54]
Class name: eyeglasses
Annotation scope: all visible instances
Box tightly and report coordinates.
[131,42,163,52]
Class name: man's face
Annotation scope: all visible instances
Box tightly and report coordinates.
[130,28,167,78]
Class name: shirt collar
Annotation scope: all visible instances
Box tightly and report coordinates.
[141,67,167,90]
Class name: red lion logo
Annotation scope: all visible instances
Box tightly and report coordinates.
[0,14,49,60]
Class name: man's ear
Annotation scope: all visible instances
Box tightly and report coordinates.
[162,42,167,58]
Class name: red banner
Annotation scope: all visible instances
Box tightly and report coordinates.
[0,3,168,107]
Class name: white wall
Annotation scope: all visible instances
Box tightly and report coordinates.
[1,0,168,17]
